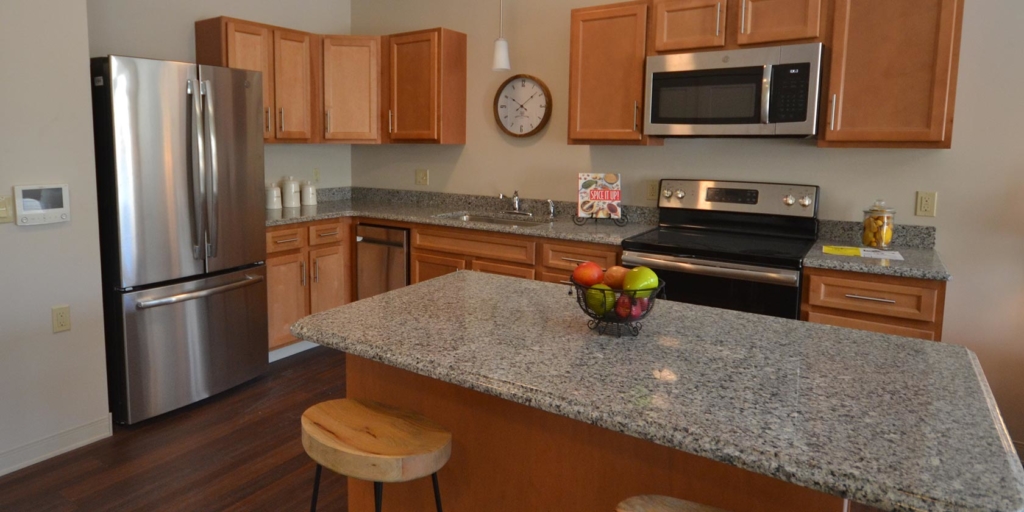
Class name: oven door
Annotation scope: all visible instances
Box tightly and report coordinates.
[622,252,802,319]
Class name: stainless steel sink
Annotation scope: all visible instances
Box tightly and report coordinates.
[436,212,546,228]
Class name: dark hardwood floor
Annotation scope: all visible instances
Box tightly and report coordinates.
[0,347,348,512]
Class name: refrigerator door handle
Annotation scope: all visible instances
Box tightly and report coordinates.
[187,79,207,260]
[201,79,219,259]
[136,275,264,310]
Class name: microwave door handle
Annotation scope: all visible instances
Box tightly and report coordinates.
[761,64,773,124]
[201,80,219,258]
[187,79,206,260]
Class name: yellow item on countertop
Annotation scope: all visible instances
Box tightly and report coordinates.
[823,246,862,257]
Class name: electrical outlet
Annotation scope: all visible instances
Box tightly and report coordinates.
[313,168,321,184]
[415,169,429,186]
[916,191,938,217]
[52,305,71,333]
[0,195,12,224]
[646,181,660,201]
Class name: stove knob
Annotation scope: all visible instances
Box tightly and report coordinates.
[783,195,796,206]
[675,190,686,199]
[663,189,673,198]
[798,196,813,208]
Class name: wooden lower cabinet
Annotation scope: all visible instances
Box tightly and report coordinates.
[267,251,309,349]
[411,251,467,284]
[266,219,352,351]
[470,259,536,280]
[801,267,946,341]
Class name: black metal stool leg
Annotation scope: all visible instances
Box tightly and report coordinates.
[432,473,443,512]
[310,464,322,512]
[374,481,384,512]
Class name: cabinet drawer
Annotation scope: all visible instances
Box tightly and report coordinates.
[413,229,535,265]
[470,260,536,280]
[309,223,343,246]
[266,227,307,253]
[539,271,573,285]
[807,311,935,341]
[541,243,619,272]
[807,274,938,322]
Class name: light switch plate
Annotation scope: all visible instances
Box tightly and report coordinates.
[916,191,938,217]
[415,169,429,186]
[0,195,12,223]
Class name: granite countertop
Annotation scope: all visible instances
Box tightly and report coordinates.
[266,199,654,246]
[803,241,951,281]
[293,271,1023,512]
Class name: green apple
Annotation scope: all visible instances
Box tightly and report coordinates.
[585,284,616,316]
[623,267,659,298]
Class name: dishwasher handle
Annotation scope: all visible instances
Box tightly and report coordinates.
[356,236,406,249]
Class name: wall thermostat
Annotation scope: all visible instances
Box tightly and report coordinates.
[14,184,71,226]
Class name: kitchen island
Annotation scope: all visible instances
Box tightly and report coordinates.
[292,271,1023,511]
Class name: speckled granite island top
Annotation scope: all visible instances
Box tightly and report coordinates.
[293,271,1022,511]
[266,200,654,245]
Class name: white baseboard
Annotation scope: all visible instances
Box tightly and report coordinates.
[0,414,112,478]
[269,340,319,363]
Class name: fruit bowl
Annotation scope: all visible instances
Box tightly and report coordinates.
[569,277,666,337]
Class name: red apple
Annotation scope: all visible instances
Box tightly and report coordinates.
[615,294,632,319]
[630,298,649,320]
[572,261,604,287]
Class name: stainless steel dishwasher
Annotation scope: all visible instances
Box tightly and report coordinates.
[356,225,409,300]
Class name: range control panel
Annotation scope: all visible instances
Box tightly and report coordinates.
[659,179,819,218]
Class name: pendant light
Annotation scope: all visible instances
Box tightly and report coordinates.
[492,0,511,71]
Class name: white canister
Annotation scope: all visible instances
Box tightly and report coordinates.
[266,185,283,210]
[301,181,318,206]
[280,176,301,208]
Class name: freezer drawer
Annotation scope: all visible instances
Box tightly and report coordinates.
[111,266,268,424]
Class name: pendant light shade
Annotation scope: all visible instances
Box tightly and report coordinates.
[493,0,511,71]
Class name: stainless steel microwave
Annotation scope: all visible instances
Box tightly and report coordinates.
[644,43,823,137]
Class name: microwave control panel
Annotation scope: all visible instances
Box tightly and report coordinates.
[769,63,811,124]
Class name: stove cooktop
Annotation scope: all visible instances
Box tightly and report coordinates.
[621,227,815,270]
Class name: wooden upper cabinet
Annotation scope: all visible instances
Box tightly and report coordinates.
[569,2,648,142]
[274,29,314,140]
[386,28,466,144]
[737,0,822,45]
[323,36,380,142]
[824,0,963,147]
[225,21,274,140]
[654,0,727,52]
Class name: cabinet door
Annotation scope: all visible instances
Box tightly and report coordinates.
[411,251,466,284]
[324,36,380,142]
[389,30,439,141]
[654,0,727,52]
[310,245,347,314]
[825,0,959,143]
[267,251,309,349]
[226,20,274,140]
[569,3,647,141]
[274,29,313,140]
[737,0,821,45]
[470,260,536,281]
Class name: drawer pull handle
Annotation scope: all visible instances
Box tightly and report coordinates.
[845,294,897,304]
[275,238,299,244]
[561,257,589,264]
[559,280,572,285]
[318,231,340,237]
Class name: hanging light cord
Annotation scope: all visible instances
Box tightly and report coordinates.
[499,0,504,39]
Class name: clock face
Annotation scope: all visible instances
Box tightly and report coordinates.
[494,75,551,137]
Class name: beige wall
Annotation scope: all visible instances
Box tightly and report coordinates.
[0,0,111,475]
[86,0,354,188]
[352,0,1024,444]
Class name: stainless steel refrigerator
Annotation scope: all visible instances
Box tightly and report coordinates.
[90,56,268,424]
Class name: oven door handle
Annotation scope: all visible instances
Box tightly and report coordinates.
[622,252,799,287]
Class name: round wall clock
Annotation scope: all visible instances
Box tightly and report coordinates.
[493,74,552,137]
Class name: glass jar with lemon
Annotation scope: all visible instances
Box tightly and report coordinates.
[862,200,895,249]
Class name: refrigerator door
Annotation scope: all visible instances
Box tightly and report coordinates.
[198,65,267,274]
[107,56,207,289]
[112,265,268,424]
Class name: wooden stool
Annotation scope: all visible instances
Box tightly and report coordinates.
[301,398,452,512]
[617,495,729,512]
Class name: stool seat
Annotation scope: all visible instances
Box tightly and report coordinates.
[617,495,728,512]
[301,398,452,483]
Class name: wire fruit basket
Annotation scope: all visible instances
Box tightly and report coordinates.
[569,278,666,337]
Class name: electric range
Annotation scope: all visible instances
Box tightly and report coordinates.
[621,179,819,319]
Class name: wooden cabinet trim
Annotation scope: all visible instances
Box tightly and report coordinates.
[654,0,728,52]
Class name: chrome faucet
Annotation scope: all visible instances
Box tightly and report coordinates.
[546,199,556,220]
[499,191,533,217]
